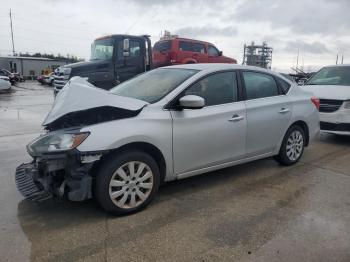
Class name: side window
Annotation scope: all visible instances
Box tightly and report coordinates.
[208,45,219,56]
[243,71,279,100]
[276,77,291,94]
[117,40,141,60]
[192,43,205,53]
[179,41,192,52]
[129,41,141,58]
[184,72,238,106]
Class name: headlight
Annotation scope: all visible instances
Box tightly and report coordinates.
[27,132,89,156]
[343,100,350,109]
[63,67,72,75]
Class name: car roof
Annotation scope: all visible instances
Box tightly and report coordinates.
[161,64,293,84]
[156,37,213,45]
[163,63,274,73]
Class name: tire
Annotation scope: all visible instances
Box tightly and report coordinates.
[95,150,160,215]
[274,125,305,166]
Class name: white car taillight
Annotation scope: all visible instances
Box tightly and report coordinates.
[343,100,350,109]
[311,96,320,110]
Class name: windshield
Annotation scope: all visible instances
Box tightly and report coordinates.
[91,37,114,60]
[110,68,198,103]
[307,66,350,86]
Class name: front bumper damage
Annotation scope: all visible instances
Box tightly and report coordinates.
[15,150,104,202]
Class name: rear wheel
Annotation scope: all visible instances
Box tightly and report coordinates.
[95,150,160,215]
[274,125,305,166]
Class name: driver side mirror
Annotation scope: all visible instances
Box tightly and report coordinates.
[178,95,205,109]
[123,39,130,57]
[219,51,223,56]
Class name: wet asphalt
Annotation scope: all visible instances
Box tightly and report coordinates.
[0,82,349,262]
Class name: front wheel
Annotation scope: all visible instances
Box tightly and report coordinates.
[274,125,305,166]
[95,150,160,215]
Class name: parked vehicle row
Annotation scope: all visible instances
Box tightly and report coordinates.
[16,64,320,215]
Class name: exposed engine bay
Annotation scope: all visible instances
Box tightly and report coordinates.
[16,77,148,201]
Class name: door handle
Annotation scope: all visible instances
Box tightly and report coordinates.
[279,108,290,114]
[228,114,244,122]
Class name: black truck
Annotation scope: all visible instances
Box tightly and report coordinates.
[53,34,153,95]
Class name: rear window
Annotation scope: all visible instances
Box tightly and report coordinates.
[192,43,205,53]
[153,41,171,52]
[179,41,205,53]
[179,41,192,52]
[276,77,291,94]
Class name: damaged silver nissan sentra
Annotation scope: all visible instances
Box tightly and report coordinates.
[16,64,320,215]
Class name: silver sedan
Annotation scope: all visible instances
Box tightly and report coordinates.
[16,64,320,215]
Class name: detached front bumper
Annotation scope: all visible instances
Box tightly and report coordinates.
[16,163,52,201]
[15,151,103,202]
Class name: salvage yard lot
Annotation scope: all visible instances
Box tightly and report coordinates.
[0,82,350,262]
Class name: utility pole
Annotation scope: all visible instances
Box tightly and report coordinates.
[9,9,15,56]
[296,49,299,70]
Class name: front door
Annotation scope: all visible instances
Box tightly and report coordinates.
[171,71,246,175]
[241,70,292,157]
[115,37,145,83]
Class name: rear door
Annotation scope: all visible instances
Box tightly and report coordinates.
[171,71,246,175]
[191,42,207,63]
[241,70,292,157]
[115,37,145,83]
[177,40,194,63]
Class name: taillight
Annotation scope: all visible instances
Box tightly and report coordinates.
[311,96,320,110]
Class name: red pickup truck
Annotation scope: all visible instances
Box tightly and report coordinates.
[152,37,237,68]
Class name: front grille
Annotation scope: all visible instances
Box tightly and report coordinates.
[319,99,344,113]
[53,75,68,90]
[15,163,52,201]
[320,122,350,132]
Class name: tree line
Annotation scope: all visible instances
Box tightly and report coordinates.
[18,52,84,63]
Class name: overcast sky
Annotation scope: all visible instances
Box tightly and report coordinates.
[0,0,349,72]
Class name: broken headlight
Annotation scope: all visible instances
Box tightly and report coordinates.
[27,132,89,156]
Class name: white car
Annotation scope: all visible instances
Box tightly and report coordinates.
[15,64,320,215]
[44,73,55,86]
[302,64,350,135]
[0,77,11,91]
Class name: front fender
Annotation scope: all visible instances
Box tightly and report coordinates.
[77,109,174,180]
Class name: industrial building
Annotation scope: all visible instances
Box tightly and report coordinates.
[242,42,273,69]
[0,56,68,78]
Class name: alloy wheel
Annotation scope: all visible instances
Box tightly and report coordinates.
[286,130,304,161]
[109,161,154,209]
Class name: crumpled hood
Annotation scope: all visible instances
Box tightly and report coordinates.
[301,85,350,100]
[43,77,148,127]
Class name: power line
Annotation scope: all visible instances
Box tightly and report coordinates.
[13,25,93,41]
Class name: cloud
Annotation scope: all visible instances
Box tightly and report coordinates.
[284,40,331,54]
[232,0,350,36]
[175,26,238,38]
